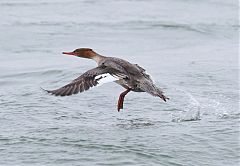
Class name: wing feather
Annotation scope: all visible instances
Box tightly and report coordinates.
[44,66,126,96]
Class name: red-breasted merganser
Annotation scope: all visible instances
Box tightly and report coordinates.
[45,48,169,111]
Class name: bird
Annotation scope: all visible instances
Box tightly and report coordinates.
[44,48,169,112]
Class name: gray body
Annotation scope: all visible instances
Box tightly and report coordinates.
[46,55,168,101]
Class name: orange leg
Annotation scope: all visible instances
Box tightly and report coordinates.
[117,89,131,112]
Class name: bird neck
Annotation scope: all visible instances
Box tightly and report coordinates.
[91,54,106,64]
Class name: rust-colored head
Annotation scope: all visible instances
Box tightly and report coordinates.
[63,48,97,59]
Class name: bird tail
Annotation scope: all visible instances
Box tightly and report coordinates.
[156,89,169,102]
[139,81,169,102]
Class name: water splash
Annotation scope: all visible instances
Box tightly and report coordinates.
[171,88,201,122]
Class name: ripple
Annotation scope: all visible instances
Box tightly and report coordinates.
[41,69,64,76]
[217,112,240,120]
[115,118,167,129]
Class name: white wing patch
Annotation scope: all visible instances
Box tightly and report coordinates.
[95,73,119,86]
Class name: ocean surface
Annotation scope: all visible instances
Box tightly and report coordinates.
[0,0,239,165]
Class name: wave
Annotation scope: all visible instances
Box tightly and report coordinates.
[4,19,238,36]
[0,69,65,79]
[0,1,71,7]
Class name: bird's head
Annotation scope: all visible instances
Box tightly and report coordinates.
[62,48,97,59]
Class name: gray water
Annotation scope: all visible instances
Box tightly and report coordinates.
[0,0,239,166]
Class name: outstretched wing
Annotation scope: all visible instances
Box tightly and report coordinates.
[44,66,126,96]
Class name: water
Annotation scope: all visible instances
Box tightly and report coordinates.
[0,0,239,165]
